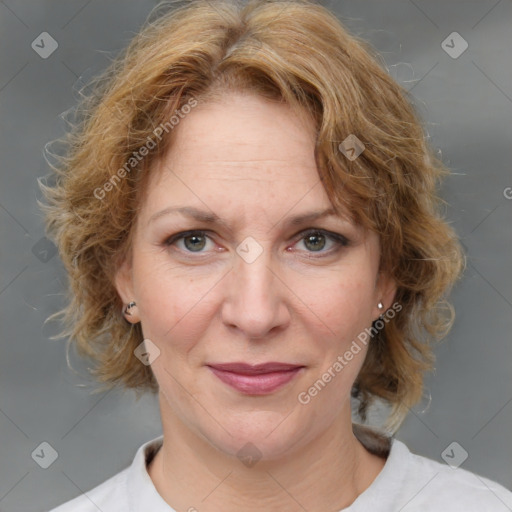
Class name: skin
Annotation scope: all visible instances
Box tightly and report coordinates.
[115,92,397,511]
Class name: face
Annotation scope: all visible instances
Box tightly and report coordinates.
[116,92,395,460]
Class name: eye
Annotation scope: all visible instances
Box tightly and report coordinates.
[292,229,349,257]
[165,230,214,253]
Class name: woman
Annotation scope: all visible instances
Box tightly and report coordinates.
[43,0,512,510]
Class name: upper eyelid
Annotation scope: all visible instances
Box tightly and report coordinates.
[293,228,348,244]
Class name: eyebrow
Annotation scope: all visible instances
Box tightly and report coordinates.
[148,205,344,230]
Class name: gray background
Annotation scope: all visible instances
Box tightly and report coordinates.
[0,1,511,511]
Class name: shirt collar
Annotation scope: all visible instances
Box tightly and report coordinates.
[126,434,174,512]
[348,427,410,511]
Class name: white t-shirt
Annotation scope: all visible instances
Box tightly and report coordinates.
[49,425,512,511]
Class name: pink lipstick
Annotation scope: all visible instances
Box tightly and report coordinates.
[207,362,304,395]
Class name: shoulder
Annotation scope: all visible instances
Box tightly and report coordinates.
[48,467,130,512]
[352,425,512,512]
[392,439,512,511]
[48,435,165,512]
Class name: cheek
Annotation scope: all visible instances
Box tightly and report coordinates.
[293,267,377,341]
[293,272,376,412]
[131,252,219,349]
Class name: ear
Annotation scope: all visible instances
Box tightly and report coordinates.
[114,256,139,323]
[373,271,397,321]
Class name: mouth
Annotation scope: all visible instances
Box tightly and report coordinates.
[206,362,305,395]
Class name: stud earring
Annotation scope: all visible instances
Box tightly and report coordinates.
[377,302,384,310]
[124,301,137,316]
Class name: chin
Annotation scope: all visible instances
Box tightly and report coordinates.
[198,410,311,463]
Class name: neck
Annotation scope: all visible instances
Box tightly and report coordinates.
[148,393,386,512]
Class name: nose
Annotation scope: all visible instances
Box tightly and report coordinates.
[221,245,291,340]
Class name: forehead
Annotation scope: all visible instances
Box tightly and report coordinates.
[167,93,317,174]
[129,94,379,260]
[141,93,340,220]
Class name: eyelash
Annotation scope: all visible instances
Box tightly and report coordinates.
[164,229,349,258]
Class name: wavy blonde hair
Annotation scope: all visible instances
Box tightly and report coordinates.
[41,0,464,432]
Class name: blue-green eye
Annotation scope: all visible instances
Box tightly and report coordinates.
[296,229,349,254]
[166,231,212,253]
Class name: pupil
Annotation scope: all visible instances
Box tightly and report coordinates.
[305,233,325,251]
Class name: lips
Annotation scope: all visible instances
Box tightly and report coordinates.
[207,362,304,394]
[208,362,302,374]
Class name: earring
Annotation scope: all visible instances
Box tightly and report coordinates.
[124,301,137,316]
[377,302,384,310]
